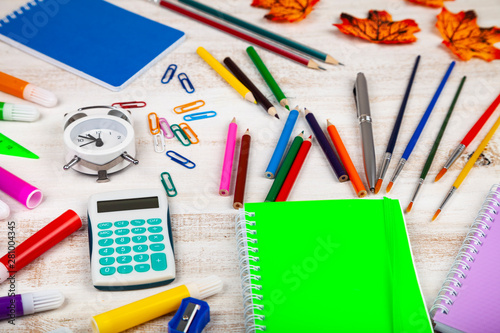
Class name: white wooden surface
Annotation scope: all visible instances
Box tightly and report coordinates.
[0,0,499,332]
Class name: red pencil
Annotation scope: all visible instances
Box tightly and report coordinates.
[275,136,312,202]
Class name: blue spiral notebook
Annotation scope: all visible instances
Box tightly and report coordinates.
[0,0,185,91]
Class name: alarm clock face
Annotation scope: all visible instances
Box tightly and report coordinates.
[69,117,130,152]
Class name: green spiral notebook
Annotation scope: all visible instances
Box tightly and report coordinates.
[236,198,432,332]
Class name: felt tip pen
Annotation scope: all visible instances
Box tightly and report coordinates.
[0,290,64,320]
[0,71,57,108]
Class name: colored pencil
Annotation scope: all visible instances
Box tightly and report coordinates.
[154,1,324,69]
[247,46,290,110]
[432,111,500,221]
[233,129,251,209]
[177,0,342,65]
[265,132,304,202]
[327,120,367,198]
[406,76,466,213]
[386,61,455,193]
[275,136,312,202]
[375,55,420,194]
[304,109,348,182]
[219,118,238,196]
[265,106,300,179]
[223,57,278,119]
[197,47,256,103]
[435,91,500,182]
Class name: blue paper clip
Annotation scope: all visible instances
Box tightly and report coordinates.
[161,172,177,197]
[178,73,195,94]
[168,297,210,333]
[166,150,196,169]
[183,111,217,122]
[162,64,177,84]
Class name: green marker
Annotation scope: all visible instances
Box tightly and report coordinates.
[247,46,290,110]
[0,133,39,159]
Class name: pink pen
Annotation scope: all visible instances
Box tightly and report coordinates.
[219,118,237,196]
[0,166,42,209]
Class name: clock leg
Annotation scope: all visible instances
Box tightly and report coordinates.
[97,170,110,183]
[63,156,81,170]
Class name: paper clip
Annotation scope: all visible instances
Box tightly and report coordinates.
[161,64,177,84]
[159,118,174,139]
[153,131,166,153]
[173,100,205,114]
[179,123,199,144]
[148,112,161,135]
[178,73,195,94]
[160,172,177,197]
[183,111,217,122]
[166,151,196,169]
[112,101,147,109]
[170,124,191,146]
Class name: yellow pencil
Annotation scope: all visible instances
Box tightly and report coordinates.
[432,112,500,221]
[196,47,256,104]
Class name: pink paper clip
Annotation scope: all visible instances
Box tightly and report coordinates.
[112,101,147,109]
[159,118,174,139]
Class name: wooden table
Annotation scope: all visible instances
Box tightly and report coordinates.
[0,0,499,331]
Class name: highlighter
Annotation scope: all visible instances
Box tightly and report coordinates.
[0,71,57,107]
[0,166,43,209]
[0,210,82,283]
[91,275,223,333]
[0,290,64,320]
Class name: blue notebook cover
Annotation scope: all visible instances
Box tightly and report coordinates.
[0,0,185,91]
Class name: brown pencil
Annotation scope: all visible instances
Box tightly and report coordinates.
[233,129,251,209]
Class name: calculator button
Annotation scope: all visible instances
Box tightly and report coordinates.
[147,218,162,225]
[133,245,148,253]
[116,237,130,245]
[117,255,132,264]
[116,246,131,254]
[151,253,167,271]
[135,264,150,273]
[148,226,163,233]
[132,236,147,244]
[149,234,164,242]
[98,238,114,247]
[131,227,146,234]
[98,231,113,238]
[131,219,145,226]
[115,229,130,236]
[118,265,133,274]
[98,222,112,229]
[114,220,129,228]
[134,254,149,263]
[99,248,114,256]
[99,257,115,266]
[100,267,116,276]
[150,244,165,252]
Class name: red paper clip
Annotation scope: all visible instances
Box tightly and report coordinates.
[112,101,147,109]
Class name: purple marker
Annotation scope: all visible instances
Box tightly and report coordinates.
[0,290,64,320]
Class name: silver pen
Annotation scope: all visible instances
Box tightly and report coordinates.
[354,73,376,193]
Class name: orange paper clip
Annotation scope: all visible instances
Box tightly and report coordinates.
[173,100,205,114]
[148,112,161,135]
[179,123,199,144]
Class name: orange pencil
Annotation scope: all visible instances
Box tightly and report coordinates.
[327,120,367,198]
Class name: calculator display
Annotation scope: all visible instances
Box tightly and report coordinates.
[97,196,159,213]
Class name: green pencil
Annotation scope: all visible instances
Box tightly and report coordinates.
[265,132,304,202]
[406,76,467,213]
[247,46,290,110]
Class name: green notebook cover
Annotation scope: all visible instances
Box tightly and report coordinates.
[237,198,432,332]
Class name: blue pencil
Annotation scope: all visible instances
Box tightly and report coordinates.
[386,61,455,193]
[265,106,300,178]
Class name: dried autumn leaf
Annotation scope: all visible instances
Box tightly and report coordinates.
[436,7,500,61]
[407,0,454,8]
[251,0,276,9]
[333,10,420,44]
[251,0,320,23]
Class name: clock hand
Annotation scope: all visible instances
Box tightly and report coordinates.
[96,132,104,147]
[80,139,97,147]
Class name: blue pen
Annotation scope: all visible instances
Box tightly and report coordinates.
[386,61,455,193]
[265,106,300,178]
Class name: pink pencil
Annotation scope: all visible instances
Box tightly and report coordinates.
[219,118,237,196]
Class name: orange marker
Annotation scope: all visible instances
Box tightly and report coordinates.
[327,120,367,198]
[0,71,57,107]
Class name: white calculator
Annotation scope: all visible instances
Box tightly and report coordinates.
[88,189,175,291]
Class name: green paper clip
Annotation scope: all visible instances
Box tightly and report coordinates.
[171,124,191,146]
[161,172,177,197]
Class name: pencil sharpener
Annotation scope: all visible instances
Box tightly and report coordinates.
[168,297,210,333]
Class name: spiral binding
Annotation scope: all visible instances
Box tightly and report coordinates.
[430,184,500,316]
[236,210,266,333]
[0,0,38,27]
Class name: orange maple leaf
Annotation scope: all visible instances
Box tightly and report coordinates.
[436,8,500,61]
[251,0,320,23]
[333,10,420,44]
[407,0,454,8]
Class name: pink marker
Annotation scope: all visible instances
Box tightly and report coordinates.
[219,118,237,196]
[0,166,42,209]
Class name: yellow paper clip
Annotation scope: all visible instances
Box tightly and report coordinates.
[173,100,205,114]
[148,112,161,135]
[179,123,199,144]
